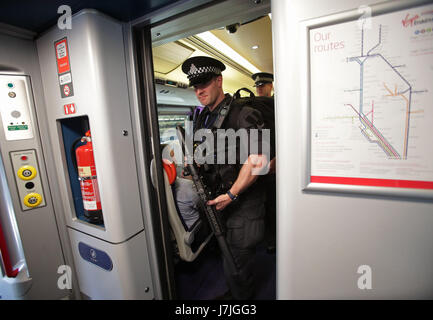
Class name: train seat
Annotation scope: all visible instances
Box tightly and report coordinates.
[150,159,213,262]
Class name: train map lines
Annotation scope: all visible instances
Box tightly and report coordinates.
[347,23,412,160]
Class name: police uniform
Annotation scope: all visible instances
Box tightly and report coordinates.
[182,56,268,300]
[252,72,274,88]
[252,72,276,253]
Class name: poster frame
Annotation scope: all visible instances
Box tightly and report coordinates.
[301,0,433,199]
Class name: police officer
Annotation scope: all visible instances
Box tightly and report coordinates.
[252,72,276,254]
[252,72,274,97]
[181,56,270,300]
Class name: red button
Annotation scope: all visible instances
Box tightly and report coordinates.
[21,156,28,161]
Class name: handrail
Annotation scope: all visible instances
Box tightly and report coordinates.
[0,218,18,278]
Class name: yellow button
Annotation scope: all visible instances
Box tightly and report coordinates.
[23,193,42,207]
[17,165,37,180]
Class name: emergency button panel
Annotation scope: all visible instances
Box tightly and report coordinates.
[10,149,46,211]
[0,75,34,141]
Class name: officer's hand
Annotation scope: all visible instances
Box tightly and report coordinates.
[181,170,193,180]
[268,157,276,174]
[184,157,201,168]
[207,194,232,211]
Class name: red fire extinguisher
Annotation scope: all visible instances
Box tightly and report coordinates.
[74,130,103,224]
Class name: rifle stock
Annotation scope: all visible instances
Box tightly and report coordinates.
[176,125,239,275]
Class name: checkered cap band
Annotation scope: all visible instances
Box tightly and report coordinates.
[187,66,221,79]
[255,76,273,83]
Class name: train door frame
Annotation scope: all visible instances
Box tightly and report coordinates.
[130,0,272,300]
[133,27,177,299]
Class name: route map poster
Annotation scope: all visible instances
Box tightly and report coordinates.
[308,3,433,195]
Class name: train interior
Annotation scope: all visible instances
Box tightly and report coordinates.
[0,0,277,300]
[152,12,276,300]
[1,0,432,301]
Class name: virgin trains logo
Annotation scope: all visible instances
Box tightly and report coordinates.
[402,14,419,27]
[402,10,433,28]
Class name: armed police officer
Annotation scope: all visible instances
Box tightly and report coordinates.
[252,72,274,97]
[181,56,271,300]
[252,72,276,254]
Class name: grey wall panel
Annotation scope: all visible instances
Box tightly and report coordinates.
[0,32,76,299]
[36,10,144,243]
[272,0,433,299]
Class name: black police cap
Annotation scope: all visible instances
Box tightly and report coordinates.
[181,56,226,86]
[252,72,274,87]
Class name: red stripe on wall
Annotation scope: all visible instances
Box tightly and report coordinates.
[310,176,433,189]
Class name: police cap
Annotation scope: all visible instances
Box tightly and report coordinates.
[252,72,273,87]
[181,56,226,86]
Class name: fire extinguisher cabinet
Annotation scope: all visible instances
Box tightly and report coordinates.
[36,10,156,299]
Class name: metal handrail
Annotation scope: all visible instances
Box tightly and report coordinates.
[0,219,18,278]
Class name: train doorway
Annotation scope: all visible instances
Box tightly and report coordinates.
[133,0,276,300]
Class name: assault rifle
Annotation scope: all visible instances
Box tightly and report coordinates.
[176,125,239,276]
